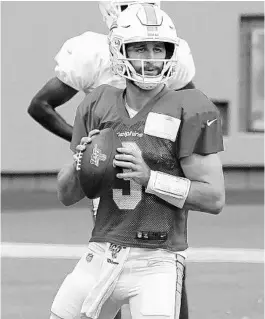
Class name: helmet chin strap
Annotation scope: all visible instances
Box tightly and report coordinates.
[128,77,159,90]
[134,81,159,90]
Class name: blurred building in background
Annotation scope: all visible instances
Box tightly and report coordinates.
[1,1,264,191]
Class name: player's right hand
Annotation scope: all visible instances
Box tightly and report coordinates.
[76,129,100,152]
[73,129,100,164]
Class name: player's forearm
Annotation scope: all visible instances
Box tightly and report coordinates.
[28,99,73,142]
[57,162,85,206]
[184,181,225,214]
[146,171,224,214]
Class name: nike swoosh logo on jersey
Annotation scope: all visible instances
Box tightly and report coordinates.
[207,119,217,126]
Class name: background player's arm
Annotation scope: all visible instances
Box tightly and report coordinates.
[27,77,77,142]
[180,153,225,214]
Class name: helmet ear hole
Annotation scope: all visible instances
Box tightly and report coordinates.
[120,5,128,11]
[165,42,175,59]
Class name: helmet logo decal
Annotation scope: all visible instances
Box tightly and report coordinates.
[143,4,158,25]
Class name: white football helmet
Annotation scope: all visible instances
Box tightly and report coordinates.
[99,0,160,29]
[109,4,179,90]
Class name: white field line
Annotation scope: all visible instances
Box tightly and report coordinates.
[1,242,264,263]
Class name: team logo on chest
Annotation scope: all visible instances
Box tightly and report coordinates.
[90,144,107,167]
[117,131,143,138]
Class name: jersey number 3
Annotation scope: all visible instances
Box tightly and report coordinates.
[113,142,142,210]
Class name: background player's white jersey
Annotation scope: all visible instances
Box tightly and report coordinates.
[55,31,195,94]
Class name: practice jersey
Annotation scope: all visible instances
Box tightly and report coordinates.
[71,85,223,252]
[55,31,196,94]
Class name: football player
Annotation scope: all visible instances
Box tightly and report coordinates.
[53,4,225,319]
[28,2,194,319]
[27,1,195,142]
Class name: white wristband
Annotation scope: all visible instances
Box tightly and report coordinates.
[146,171,191,209]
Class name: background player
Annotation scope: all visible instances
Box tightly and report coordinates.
[52,4,225,319]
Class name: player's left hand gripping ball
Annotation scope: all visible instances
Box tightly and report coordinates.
[114,146,151,187]
[76,128,122,199]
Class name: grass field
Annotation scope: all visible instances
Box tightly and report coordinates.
[1,189,264,319]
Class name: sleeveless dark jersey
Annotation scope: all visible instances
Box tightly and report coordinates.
[71,85,223,252]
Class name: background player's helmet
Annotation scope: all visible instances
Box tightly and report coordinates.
[109,4,179,90]
[99,0,160,29]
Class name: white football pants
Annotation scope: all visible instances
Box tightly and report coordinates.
[51,242,185,319]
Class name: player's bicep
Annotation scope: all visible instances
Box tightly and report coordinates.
[33,77,78,107]
[178,91,224,159]
[180,153,224,191]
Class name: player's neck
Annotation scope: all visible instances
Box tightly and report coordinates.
[125,81,165,112]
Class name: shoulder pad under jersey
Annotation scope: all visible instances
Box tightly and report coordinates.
[166,38,196,90]
[54,32,110,92]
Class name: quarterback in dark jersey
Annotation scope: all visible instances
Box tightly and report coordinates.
[53,4,225,319]
[28,2,194,318]
[71,85,224,252]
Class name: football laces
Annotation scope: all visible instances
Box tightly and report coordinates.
[75,150,84,171]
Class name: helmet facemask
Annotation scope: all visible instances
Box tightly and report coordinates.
[110,37,179,90]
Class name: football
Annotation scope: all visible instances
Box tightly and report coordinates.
[76,128,122,199]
